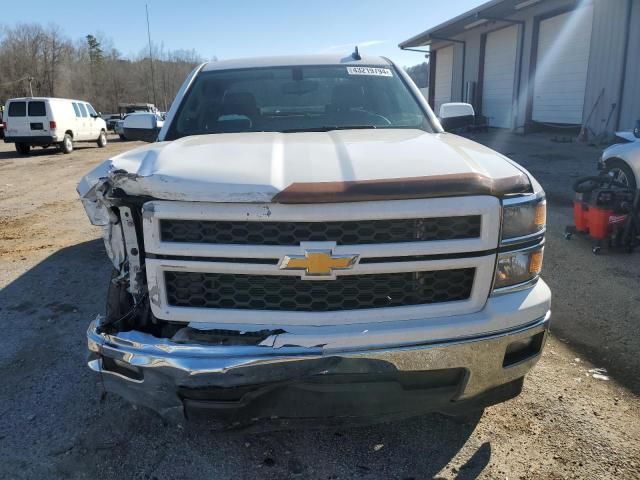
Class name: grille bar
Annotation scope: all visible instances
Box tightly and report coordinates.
[160,216,481,246]
[165,269,475,312]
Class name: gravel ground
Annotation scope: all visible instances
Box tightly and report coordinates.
[1,133,639,479]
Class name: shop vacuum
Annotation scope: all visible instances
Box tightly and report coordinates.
[565,175,640,254]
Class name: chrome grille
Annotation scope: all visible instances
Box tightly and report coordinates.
[143,198,500,324]
[159,216,481,246]
[164,269,475,312]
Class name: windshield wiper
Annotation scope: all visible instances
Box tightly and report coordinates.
[280,125,378,133]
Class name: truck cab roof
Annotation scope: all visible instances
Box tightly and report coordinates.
[201,54,392,72]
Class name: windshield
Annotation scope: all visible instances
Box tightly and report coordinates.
[165,65,432,140]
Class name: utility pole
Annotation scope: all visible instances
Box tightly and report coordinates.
[146,4,158,107]
[27,76,34,97]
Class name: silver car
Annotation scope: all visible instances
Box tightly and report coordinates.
[114,117,126,140]
[599,123,640,189]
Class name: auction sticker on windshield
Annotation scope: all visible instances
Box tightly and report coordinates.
[346,67,393,77]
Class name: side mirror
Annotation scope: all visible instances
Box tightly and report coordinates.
[634,120,639,139]
[122,113,160,142]
[438,102,475,132]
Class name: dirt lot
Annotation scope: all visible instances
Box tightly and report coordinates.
[1,133,640,479]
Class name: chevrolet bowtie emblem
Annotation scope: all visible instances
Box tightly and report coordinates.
[280,249,359,277]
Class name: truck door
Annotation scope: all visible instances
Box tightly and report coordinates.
[85,103,99,139]
[76,102,89,140]
[5,101,29,138]
[27,100,49,139]
[71,102,83,139]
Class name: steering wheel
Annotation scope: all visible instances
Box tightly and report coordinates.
[342,109,392,126]
[369,112,392,125]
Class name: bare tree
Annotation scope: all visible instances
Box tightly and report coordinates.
[41,25,71,97]
[0,24,47,97]
[0,23,204,113]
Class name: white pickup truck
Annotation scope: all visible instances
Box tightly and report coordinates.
[78,54,550,425]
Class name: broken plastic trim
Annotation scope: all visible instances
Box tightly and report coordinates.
[119,206,143,296]
[171,327,286,346]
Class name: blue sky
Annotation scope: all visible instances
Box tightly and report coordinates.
[2,0,483,67]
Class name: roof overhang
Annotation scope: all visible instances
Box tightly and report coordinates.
[399,0,547,48]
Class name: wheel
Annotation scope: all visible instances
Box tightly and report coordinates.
[592,246,601,255]
[15,143,31,155]
[606,159,637,190]
[60,134,73,154]
[97,130,107,148]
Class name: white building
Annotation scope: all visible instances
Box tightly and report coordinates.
[400,0,640,135]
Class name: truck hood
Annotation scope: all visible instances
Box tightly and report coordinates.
[78,129,531,204]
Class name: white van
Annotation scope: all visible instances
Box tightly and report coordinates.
[2,97,107,155]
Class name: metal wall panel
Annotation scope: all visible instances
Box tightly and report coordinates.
[460,32,482,106]
[583,0,629,134]
[619,0,640,130]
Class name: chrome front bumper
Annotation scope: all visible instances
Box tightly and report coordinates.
[87,308,550,424]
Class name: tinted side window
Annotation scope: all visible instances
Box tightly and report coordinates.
[72,102,81,117]
[28,101,46,116]
[86,103,97,116]
[78,103,88,118]
[8,102,26,117]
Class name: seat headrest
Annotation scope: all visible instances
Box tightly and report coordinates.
[331,83,365,111]
[222,92,259,117]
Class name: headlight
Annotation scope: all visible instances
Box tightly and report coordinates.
[493,245,544,290]
[501,196,546,242]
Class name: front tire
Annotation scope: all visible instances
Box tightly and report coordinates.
[15,143,31,155]
[60,134,73,154]
[606,159,636,190]
[97,130,107,148]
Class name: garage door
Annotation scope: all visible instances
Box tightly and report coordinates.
[532,6,594,124]
[433,46,454,114]
[482,25,518,128]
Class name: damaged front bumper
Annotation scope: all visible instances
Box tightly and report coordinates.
[87,310,550,426]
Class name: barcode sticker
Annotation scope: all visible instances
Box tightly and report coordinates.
[346,67,393,77]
